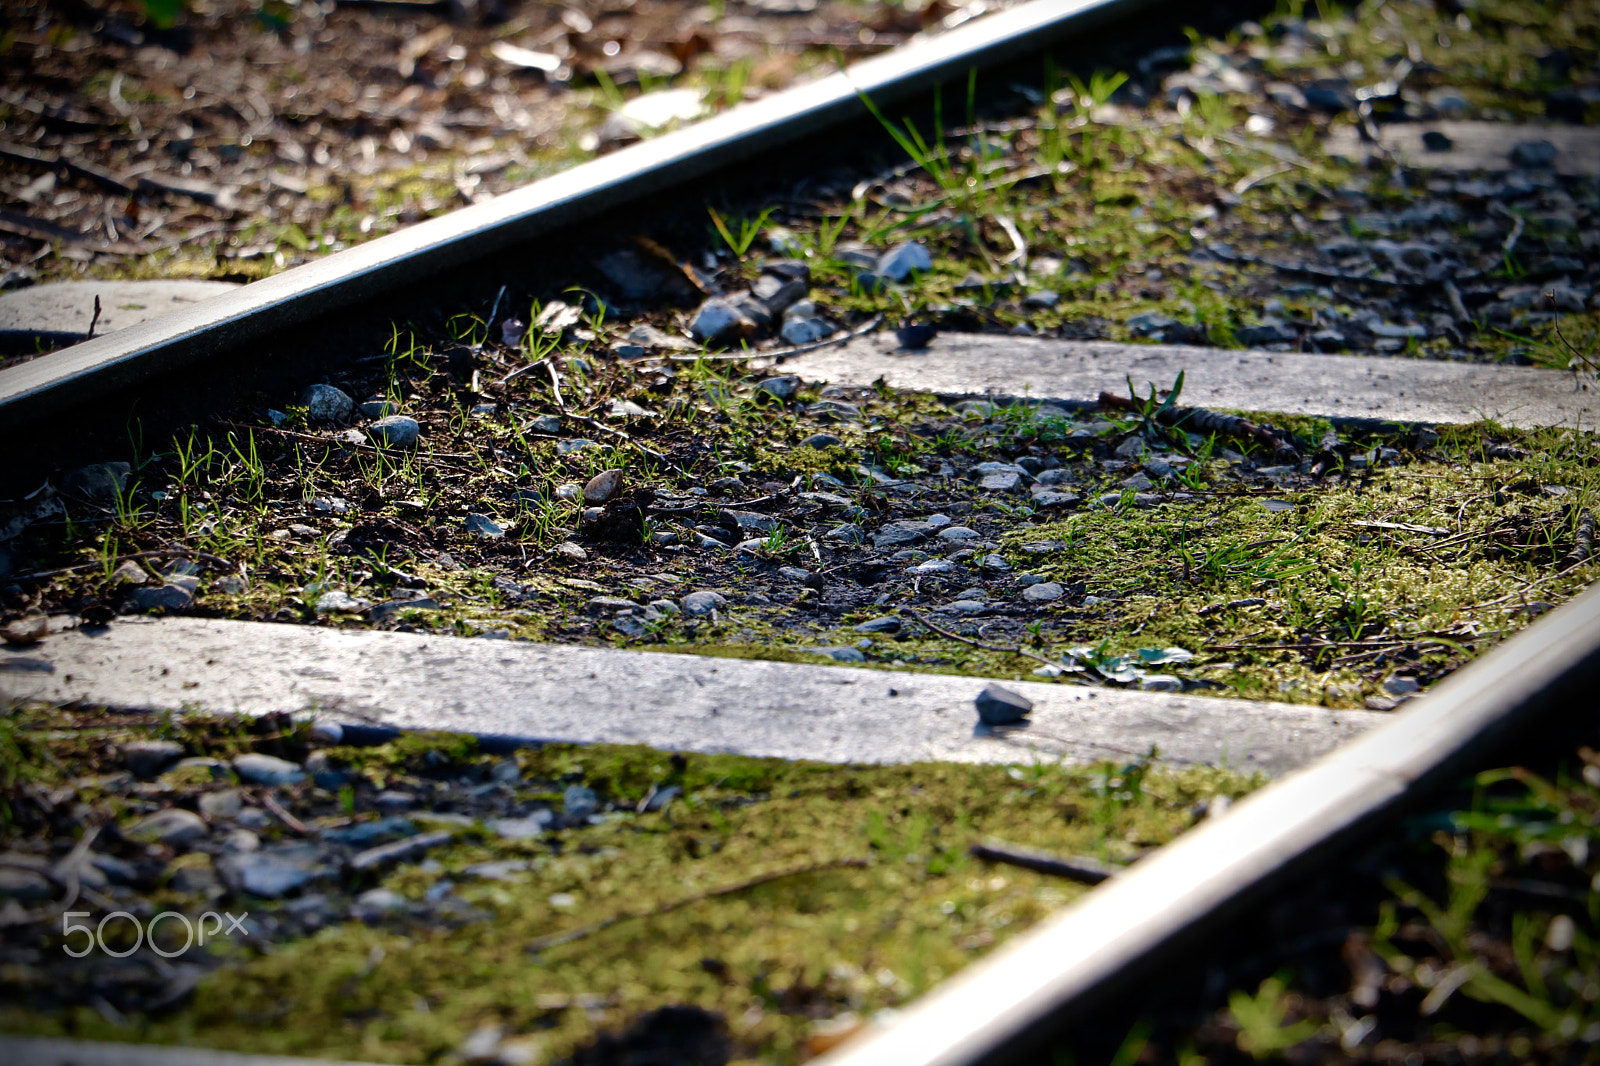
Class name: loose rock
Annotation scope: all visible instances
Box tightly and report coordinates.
[122,740,184,779]
[1023,582,1065,603]
[127,584,194,612]
[128,807,209,846]
[233,752,305,787]
[974,683,1033,726]
[1509,139,1558,168]
[873,521,934,548]
[563,785,600,819]
[877,242,932,281]
[0,866,54,902]
[583,469,625,504]
[314,590,367,613]
[220,848,326,897]
[301,383,353,423]
[368,415,420,448]
[1,614,48,645]
[689,297,753,345]
[759,375,801,402]
[680,590,726,617]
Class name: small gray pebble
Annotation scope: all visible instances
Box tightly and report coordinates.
[233,752,305,787]
[368,415,420,448]
[680,590,726,616]
[301,383,353,423]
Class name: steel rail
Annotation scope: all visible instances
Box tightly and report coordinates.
[0,0,1159,431]
[814,580,1600,1066]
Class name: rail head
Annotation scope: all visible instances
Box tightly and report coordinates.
[0,0,1159,431]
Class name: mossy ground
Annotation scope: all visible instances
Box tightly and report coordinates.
[8,359,1597,711]
[0,706,1257,1063]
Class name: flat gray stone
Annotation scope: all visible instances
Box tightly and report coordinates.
[1325,121,1600,175]
[218,848,324,898]
[783,333,1600,429]
[367,415,420,448]
[12,616,1386,775]
[127,808,209,846]
[233,752,304,787]
[874,520,935,548]
[126,584,194,612]
[680,590,726,616]
[0,280,240,340]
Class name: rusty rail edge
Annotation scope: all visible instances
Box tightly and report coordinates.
[0,0,1156,430]
[815,580,1600,1066]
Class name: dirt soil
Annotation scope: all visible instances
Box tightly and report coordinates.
[0,0,986,297]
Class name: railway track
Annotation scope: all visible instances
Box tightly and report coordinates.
[3,0,1599,1062]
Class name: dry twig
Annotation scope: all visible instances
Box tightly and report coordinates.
[969,838,1123,885]
[898,606,1077,676]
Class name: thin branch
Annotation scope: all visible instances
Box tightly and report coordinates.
[667,314,885,363]
[560,412,692,479]
[1465,559,1593,611]
[18,547,240,581]
[258,789,310,835]
[969,838,1122,885]
[899,606,1078,676]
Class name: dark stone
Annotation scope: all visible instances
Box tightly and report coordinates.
[894,322,938,349]
[61,462,131,502]
[1303,78,1353,112]
[1234,321,1297,347]
[126,584,194,612]
[974,683,1032,725]
[872,521,935,548]
[122,740,184,779]
[1509,139,1558,168]
[752,271,807,316]
[1421,130,1453,151]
